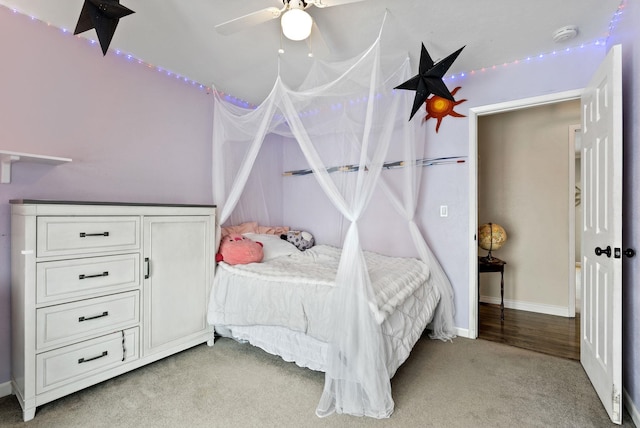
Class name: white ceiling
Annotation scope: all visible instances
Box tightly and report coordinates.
[1,0,622,105]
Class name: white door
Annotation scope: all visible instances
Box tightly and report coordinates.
[580,44,623,425]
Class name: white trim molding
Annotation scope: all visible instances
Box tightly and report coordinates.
[624,388,640,427]
[0,381,12,398]
[454,327,472,339]
[480,296,573,318]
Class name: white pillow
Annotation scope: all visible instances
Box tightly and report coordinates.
[242,233,299,261]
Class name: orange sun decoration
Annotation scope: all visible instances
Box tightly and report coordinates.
[424,86,467,132]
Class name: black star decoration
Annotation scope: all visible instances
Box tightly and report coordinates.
[74,0,135,56]
[395,44,465,121]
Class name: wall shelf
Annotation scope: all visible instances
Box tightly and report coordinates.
[0,150,72,184]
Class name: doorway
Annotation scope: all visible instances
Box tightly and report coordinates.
[468,89,583,340]
[473,99,581,360]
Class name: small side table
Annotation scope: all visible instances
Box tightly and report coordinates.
[478,256,507,321]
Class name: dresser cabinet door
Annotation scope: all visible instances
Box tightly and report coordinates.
[142,216,211,355]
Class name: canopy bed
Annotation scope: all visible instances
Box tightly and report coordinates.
[207,14,456,419]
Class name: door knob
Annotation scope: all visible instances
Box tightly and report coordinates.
[625,248,636,258]
[595,246,612,257]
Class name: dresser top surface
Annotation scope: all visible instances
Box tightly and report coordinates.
[10,199,216,208]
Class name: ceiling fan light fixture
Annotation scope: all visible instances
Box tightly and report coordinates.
[281,8,313,41]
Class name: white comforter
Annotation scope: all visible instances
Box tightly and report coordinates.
[208,245,431,342]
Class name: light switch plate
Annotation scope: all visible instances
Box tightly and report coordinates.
[440,205,448,217]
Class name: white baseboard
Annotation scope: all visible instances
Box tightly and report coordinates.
[624,388,640,427]
[0,381,12,398]
[454,327,471,339]
[480,296,572,317]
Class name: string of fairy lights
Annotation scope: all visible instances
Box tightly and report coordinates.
[447,0,625,82]
[2,0,626,110]
[2,4,254,108]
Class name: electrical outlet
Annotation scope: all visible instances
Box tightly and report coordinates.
[440,205,448,217]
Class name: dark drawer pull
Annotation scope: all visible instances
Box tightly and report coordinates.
[78,311,109,322]
[79,271,109,280]
[79,232,110,238]
[78,351,108,364]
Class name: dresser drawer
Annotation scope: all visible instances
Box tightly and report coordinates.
[37,291,139,350]
[37,254,140,305]
[36,328,139,394]
[37,216,140,257]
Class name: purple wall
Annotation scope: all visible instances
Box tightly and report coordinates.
[608,0,640,417]
[0,8,213,384]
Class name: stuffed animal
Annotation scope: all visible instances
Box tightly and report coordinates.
[216,233,264,265]
[280,230,315,251]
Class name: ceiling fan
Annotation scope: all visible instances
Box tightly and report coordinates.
[215,0,366,41]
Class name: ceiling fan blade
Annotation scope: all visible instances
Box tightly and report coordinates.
[215,7,282,35]
[309,0,367,8]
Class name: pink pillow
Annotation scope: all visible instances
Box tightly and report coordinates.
[216,233,264,265]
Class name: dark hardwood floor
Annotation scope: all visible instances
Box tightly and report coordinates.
[478,303,580,360]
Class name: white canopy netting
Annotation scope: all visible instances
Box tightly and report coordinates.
[210,14,456,419]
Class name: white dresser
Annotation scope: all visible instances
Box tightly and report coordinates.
[10,200,216,421]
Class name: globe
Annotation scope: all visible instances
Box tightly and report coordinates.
[478,223,507,259]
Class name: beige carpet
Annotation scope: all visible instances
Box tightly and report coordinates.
[0,337,635,427]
